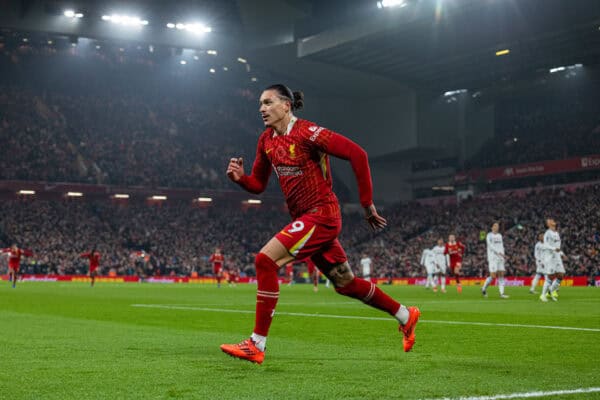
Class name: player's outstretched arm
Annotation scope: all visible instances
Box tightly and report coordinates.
[324,133,373,208]
[323,132,388,231]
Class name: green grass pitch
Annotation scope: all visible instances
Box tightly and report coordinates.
[1,282,599,400]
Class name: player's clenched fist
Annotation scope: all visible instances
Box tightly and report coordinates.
[226,157,244,182]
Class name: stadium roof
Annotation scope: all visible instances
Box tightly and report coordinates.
[2,0,600,94]
[296,0,600,91]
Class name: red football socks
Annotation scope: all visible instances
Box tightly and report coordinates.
[335,277,401,316]
[253,253,280,337]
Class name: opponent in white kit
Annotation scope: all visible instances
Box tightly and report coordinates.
[360,254,372,280]
[432,239,447,293]
[420,248,435,289]
[529,233,545,294]
[481,222,509,299]
[540,219,565,302]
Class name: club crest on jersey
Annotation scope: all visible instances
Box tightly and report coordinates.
[289,144,297,158]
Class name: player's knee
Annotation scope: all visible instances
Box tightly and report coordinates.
[255,252,277,271]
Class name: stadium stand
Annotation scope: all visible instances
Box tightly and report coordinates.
[1,185,598,279]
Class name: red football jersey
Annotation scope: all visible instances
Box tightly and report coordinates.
[1,248,33,269]
[80,252,100,269]
[243,118,342,219]
[444,242,466,265]
[209,253,224,267]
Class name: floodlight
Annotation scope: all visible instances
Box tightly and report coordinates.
[101,14,148,27]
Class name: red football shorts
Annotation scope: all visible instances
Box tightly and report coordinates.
[213,265,222,275]
[450,261,462,274]
[89,266,98,274]
[275,214,347,268]
[8,265,19,273]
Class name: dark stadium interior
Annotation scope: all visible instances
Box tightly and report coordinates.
[1,0,599,280]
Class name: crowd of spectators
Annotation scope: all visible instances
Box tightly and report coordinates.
[349,185,599,280]
[1,32,598,281]
[0,84,261,190]
[0,38,350,197]
[1,185,598,279]
[466,81,600,170]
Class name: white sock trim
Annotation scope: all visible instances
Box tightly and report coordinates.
[395,305,409,325]
[250,333,267,351]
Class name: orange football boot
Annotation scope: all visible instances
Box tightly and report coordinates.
[220,339,265,364]
[399,306,421,352]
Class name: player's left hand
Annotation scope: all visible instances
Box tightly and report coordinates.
[364,204,387,231]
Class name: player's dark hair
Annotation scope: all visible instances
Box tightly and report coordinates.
[264,84,304,111]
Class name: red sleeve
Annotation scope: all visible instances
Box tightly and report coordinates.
[443,244,449,255]
[23,249,33,257]
[319,132,373,208]
[237,134,272,194]
[80,252,90,258]
[1,248,9,253]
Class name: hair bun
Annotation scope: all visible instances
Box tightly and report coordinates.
[292,91,304,111]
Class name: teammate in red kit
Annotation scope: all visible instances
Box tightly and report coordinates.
[285,261,294,286]
[444,234,466,293]
[80,247,101,287]
[220,84,420,364]
[306,259,320,292]
[226,264,240,287]
[1,244,33,288]
[209,248,224,288]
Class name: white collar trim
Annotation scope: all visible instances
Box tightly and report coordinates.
[273,116,297,137]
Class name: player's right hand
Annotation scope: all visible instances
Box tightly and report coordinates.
[226,157,244,182]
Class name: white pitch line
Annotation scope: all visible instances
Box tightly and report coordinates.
[421,386,600,400]
[130,304,600,333]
